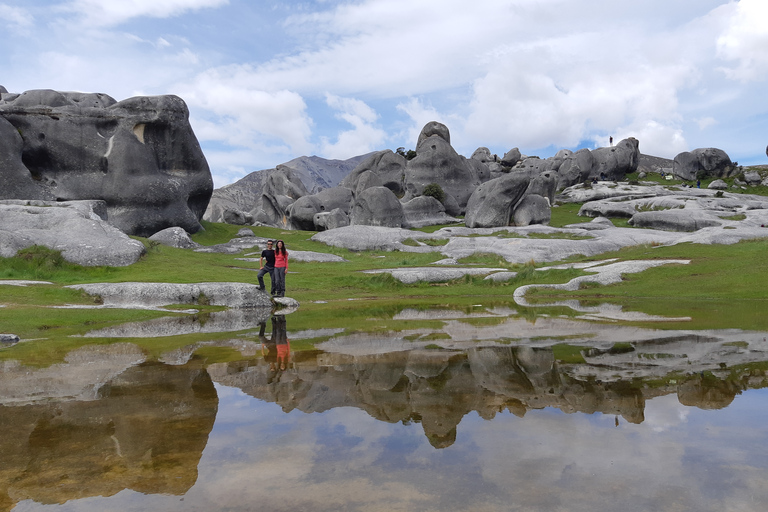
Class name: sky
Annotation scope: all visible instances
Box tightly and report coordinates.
[1,0,767,189]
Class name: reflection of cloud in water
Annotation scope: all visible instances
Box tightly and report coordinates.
[643,394,690,433]
[78,308,273,338]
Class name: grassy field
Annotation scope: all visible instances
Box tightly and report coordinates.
[2,178,768,367]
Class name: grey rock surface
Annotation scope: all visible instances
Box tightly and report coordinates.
[288,186,353,230]
[673,148,734,180]
[401,195,459,228]
[205,154,371,223]
[340,150,407,197]
[0,200,145,266]
[512,194,551,226]
[405,126,481,210]
[363,267,507,284]
[313,208,350,231]
[350,186,404,228]
[67,282,273,308]
[628,210,723,232]
[464,173,530,228]
[708,179,728,190]
[148,226,200,249]
[590,137,640,181]
[0,89,212,237]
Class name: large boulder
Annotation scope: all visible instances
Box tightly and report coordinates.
[404,123,483,210]
[401,195,459,229]
[350,186,404,228]
[340,150,407,197]
[464,173,530,228]
[557,148,595,189]
[313,208,350,231]
[590,137,640,181]
[0,89,213,237]
[0,200,146,266]
[512,194,551,226]
[287,186,354,231]
[254,165,308,228]
[673,148,734,181]
[501,147,522,168]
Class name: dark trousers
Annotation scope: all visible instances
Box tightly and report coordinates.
[257,266,275,293]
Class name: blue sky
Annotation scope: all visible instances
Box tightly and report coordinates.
[2,0,767,188]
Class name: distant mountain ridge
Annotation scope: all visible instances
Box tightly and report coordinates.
[206,153,375,219]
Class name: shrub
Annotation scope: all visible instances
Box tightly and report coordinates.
[422,183,445,204]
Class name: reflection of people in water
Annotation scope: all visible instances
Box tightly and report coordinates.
[259,321,277,372]
[272,315,290,371]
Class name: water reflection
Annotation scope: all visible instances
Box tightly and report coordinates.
[0,363,216,510]
[3,308,768,510]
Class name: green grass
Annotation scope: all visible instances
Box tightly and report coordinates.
[3,212,768,367]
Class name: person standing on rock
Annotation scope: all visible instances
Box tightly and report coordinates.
[258,240,276,294]
[274,240,289,297]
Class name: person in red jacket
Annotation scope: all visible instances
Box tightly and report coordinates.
[273,240,289,297]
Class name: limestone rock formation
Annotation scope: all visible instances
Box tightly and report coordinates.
[253,165,309,228]
[590,137,640,181]
[0,200,145,266]
[350,186,404,228]
[0,88,213,237]
[401,195,459,229]
[464,173,530,228]
[287,186,353,231]
[340,150,407,197]
[404,123,485,211]
[673,148,734,181]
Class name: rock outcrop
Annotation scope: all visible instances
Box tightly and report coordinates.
[0,88,213,237]
[0,200,145,266]
[673,148,735,181]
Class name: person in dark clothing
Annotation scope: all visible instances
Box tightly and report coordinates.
[257,240,276,294]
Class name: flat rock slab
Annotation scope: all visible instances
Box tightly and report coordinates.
[0,280,53,286]
[236,250,348,263]
[364,267,507,284]
[66,282,273,308]
[514,259,691,321]
[0,201,145,266]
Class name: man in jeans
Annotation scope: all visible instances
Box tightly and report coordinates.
[257,240,276,294]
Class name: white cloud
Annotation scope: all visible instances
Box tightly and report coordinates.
[716,0,768,81]
[179,66,314,155]
[319,94,387,159]
[0,3,34,30]
[63,0,230,26]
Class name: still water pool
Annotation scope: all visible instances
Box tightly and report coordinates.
[3,306,768,511]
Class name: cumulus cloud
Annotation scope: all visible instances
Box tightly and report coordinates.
[179,66,313,155]
[716,0,768,82]
[63,0,229,26]
[319,94,388,159]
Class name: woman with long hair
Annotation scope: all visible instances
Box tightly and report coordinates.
[273,240,288,297]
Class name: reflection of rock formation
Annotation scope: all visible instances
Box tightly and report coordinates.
[0,362,217,508]
[209,345,668,448]
[80,307,273,338]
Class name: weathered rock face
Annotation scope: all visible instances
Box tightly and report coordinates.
[464,173,531,228]
[513,194,551,226]
[501,147,522,168]
[673,148,734,180]
[287,186,353,231]
[557,148,595,188]
[0,200,146,266]
[405,125,483,210]
[401,195,459,229]
[591,137,640,181]
[254,165,308,228]
[340,150,407,197]
[0,89,213,237]
[350,186,404,228]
